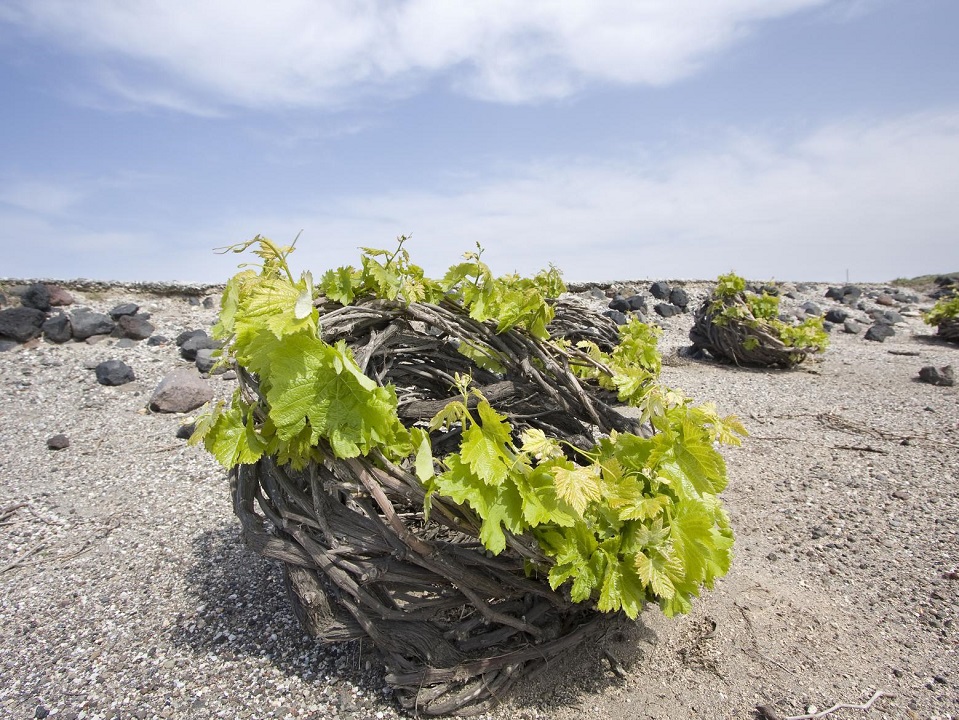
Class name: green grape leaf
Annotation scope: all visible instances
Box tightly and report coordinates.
[319,266,358,305]
[517,464,578,527]
[634,550,677,600]
[412,427,435,482]
[552,462,602,516]
[668,501,716,585]
[203,405,267,467]
[520,428,564,461]
[459,400,514,485]
[478,482,525,555]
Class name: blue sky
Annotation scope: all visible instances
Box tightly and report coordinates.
[1,0,957,284]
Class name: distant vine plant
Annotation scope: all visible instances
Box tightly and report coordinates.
[690,272,828,367]
[192,236,745,618]
[924,295,959,342]
[711,273,828,353]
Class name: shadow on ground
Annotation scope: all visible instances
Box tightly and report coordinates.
[175,523,658,716]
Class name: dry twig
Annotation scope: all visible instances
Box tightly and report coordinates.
[757,690,894,720]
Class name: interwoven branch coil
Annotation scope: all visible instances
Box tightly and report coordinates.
[937,318,959,343]
[689,295,814,368]
[230,295,633,715]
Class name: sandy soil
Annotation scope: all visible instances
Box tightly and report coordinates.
[0,280,956,720]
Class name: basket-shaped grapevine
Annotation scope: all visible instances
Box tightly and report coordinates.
[924,296,959,343]
[195,238,742,715]
[689,273,827,368]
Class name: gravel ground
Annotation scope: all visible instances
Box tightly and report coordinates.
[0,281,956,720]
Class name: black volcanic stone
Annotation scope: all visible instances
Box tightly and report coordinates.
[20,283,51,311]
[47,434,70,450]
[864,324,894,342]
[180,333,219,361]
[42,313,72,344]
[668,288,689,309]
[0,307,46,342]
[70,309,116,340]
[176,329,207,347]
[109,302,140,319]
[95,359,136,386]
[918,365,954,387]
[115,314,155,340]
[654,303,682,318]
[649,281,671,300]
[603,310,629,326]
[824,308,848,324]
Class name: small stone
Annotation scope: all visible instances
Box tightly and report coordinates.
[668,287,689,309]
[766,552,778,562]
[842,319,861,334]
[176,422,197,440]
[891,490,910,500]
[34,705,50,719]
[109,302,140,319]
[46,434,70,450]
[801,301,821,316]
[42,313,72,344]
[115,314,155,341]
[150,369,214,413]
[180,333,219,361]
[0,307,46,342]
[864,324,894,342]
[918,365,954,387]
[602,310,629,326]
[95,359,136,386]
[175,329,207,347]
[70,309,116,340]
[649,281,671,300]
[195,348,224,374]
[608,297,631,313]
[654,302,682,318]
[20,283,52,311]
[825,308,849,324]
[147,335,170,346]
[46,285,75,306]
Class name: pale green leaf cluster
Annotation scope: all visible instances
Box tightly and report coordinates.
[440,245,566,340]
[710,272,828,356]
[924,295,959,326]
[426,378,743,618]
[194,236,744,621]
[193,236,414,470]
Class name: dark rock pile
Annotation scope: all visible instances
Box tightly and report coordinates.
[0,283,156,346]
[601,280,690,326]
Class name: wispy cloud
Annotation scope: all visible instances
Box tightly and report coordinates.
[0,179,85,215]
[3,111,956,283]
[1,0,834,112]
[239,110,959,283]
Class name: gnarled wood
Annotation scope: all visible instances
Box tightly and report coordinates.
[230,294,634,715]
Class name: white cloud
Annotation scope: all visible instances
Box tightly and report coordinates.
[1,0,831,110]
[244,111,959,283]
[3,111,956,283]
